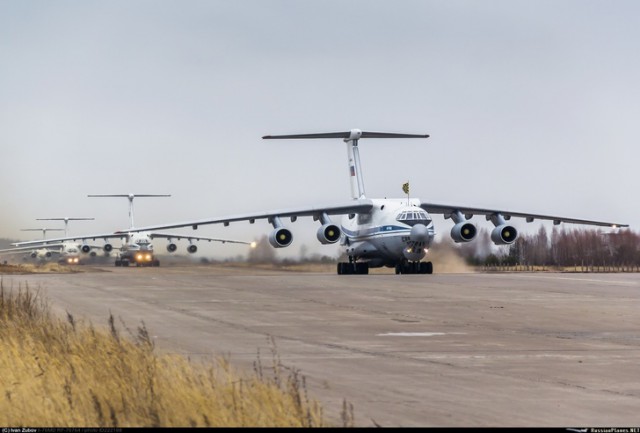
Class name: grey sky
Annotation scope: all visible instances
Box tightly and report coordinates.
[1,0,638,259]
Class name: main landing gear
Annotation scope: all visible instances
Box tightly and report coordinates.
[395,261,433,275]
[337,261,369,275]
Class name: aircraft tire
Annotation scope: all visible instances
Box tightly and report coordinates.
[425,261,433,274]
[122,260,129,267]
[355,262,369,275]
[337,262,353,275]
[115,260,121,267]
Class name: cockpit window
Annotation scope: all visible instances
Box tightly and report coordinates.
[396,209,431,227]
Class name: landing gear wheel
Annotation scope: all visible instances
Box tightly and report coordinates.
[419,261,433,274]
[338,262,369,275]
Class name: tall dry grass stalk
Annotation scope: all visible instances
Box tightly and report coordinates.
[0,281,344,427]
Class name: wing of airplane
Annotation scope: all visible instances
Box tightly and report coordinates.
[11,232,129,247]
[0,244,63,255]
[115,200,375,233]
[148,232,253,245]
[420,202,628,228]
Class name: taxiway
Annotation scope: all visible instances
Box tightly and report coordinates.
[3,265,640,427]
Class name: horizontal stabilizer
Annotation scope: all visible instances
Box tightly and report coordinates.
[263,130,429,140]
[88,194,171,198]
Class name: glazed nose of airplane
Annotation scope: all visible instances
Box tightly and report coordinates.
[410,223,430,243]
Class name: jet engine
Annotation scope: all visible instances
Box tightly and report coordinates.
[167,243,177,253]
[316,224,341,244]
[45,251,52,258]
[269,228,293,248]
[81,244,91,254]
[450,222,477,243]
[491,224,518,245]
[103,243,113,253]
[187,244,198,254]
[30,252,37,258]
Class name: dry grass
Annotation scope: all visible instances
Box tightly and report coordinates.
[0,282,346,427]
[0,263,79,275]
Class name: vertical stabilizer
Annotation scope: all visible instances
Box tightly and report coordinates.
[346,138,366,199]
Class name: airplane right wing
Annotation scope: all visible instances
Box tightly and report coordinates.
[0,244,63,255]
[11,233,129,248]
[149,232,254,246]
[117,200,374,235]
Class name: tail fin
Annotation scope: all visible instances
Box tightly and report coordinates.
[263,129,429,200]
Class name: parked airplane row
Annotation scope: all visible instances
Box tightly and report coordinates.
[3,129,628,274]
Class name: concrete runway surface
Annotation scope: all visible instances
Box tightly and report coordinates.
[3,265,640,427]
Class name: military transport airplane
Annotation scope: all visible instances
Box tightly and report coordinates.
[113,129,628,274]
[0,228,65,263]
[12,194,255,267]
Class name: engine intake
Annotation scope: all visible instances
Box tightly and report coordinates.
[81,244,91,254]
[316,224,341,244]
[187,244,198,254]
[269,228,293,248]
[491,224,518,245]
[103,243,113,253]
[451,222,477,243]
[167,243,177,253]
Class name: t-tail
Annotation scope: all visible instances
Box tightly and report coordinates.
[263,129,429,200]
[88,194,170,229]
[36,217,95,237]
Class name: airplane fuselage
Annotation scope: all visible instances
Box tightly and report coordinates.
[340,198,435,268]
[116,232,159,266]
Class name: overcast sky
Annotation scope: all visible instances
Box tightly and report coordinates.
[1,0,638,259]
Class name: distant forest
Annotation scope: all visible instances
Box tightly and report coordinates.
[455,227,640,268]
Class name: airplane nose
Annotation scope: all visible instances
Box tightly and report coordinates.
[410,223,430,243]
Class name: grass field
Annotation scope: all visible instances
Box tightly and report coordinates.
[0,282,348,427]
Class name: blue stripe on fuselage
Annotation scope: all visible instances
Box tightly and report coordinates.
[341,225,410,240]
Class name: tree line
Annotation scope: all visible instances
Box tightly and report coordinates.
[454,226,640,268]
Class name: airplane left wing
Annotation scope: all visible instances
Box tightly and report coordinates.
[420,202,628,228]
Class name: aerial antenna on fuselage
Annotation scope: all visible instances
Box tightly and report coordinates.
[36,217,95,237]
[87,194,171,229]
[263,129,429,200]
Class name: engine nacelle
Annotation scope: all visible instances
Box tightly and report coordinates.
[269,228,293,248]
[103,243,113,253]
[491,224,518,245]
[30,252,37,258]
[187,244,197,254]
[450,222,477,243]
[45,251,52,258]
[167,243,177,253]
[81,244,91,254]
[316,224,341,244]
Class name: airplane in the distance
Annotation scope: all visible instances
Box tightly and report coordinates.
[113,129,628,274]
[0,228,65,263]
[12,194,255,267]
